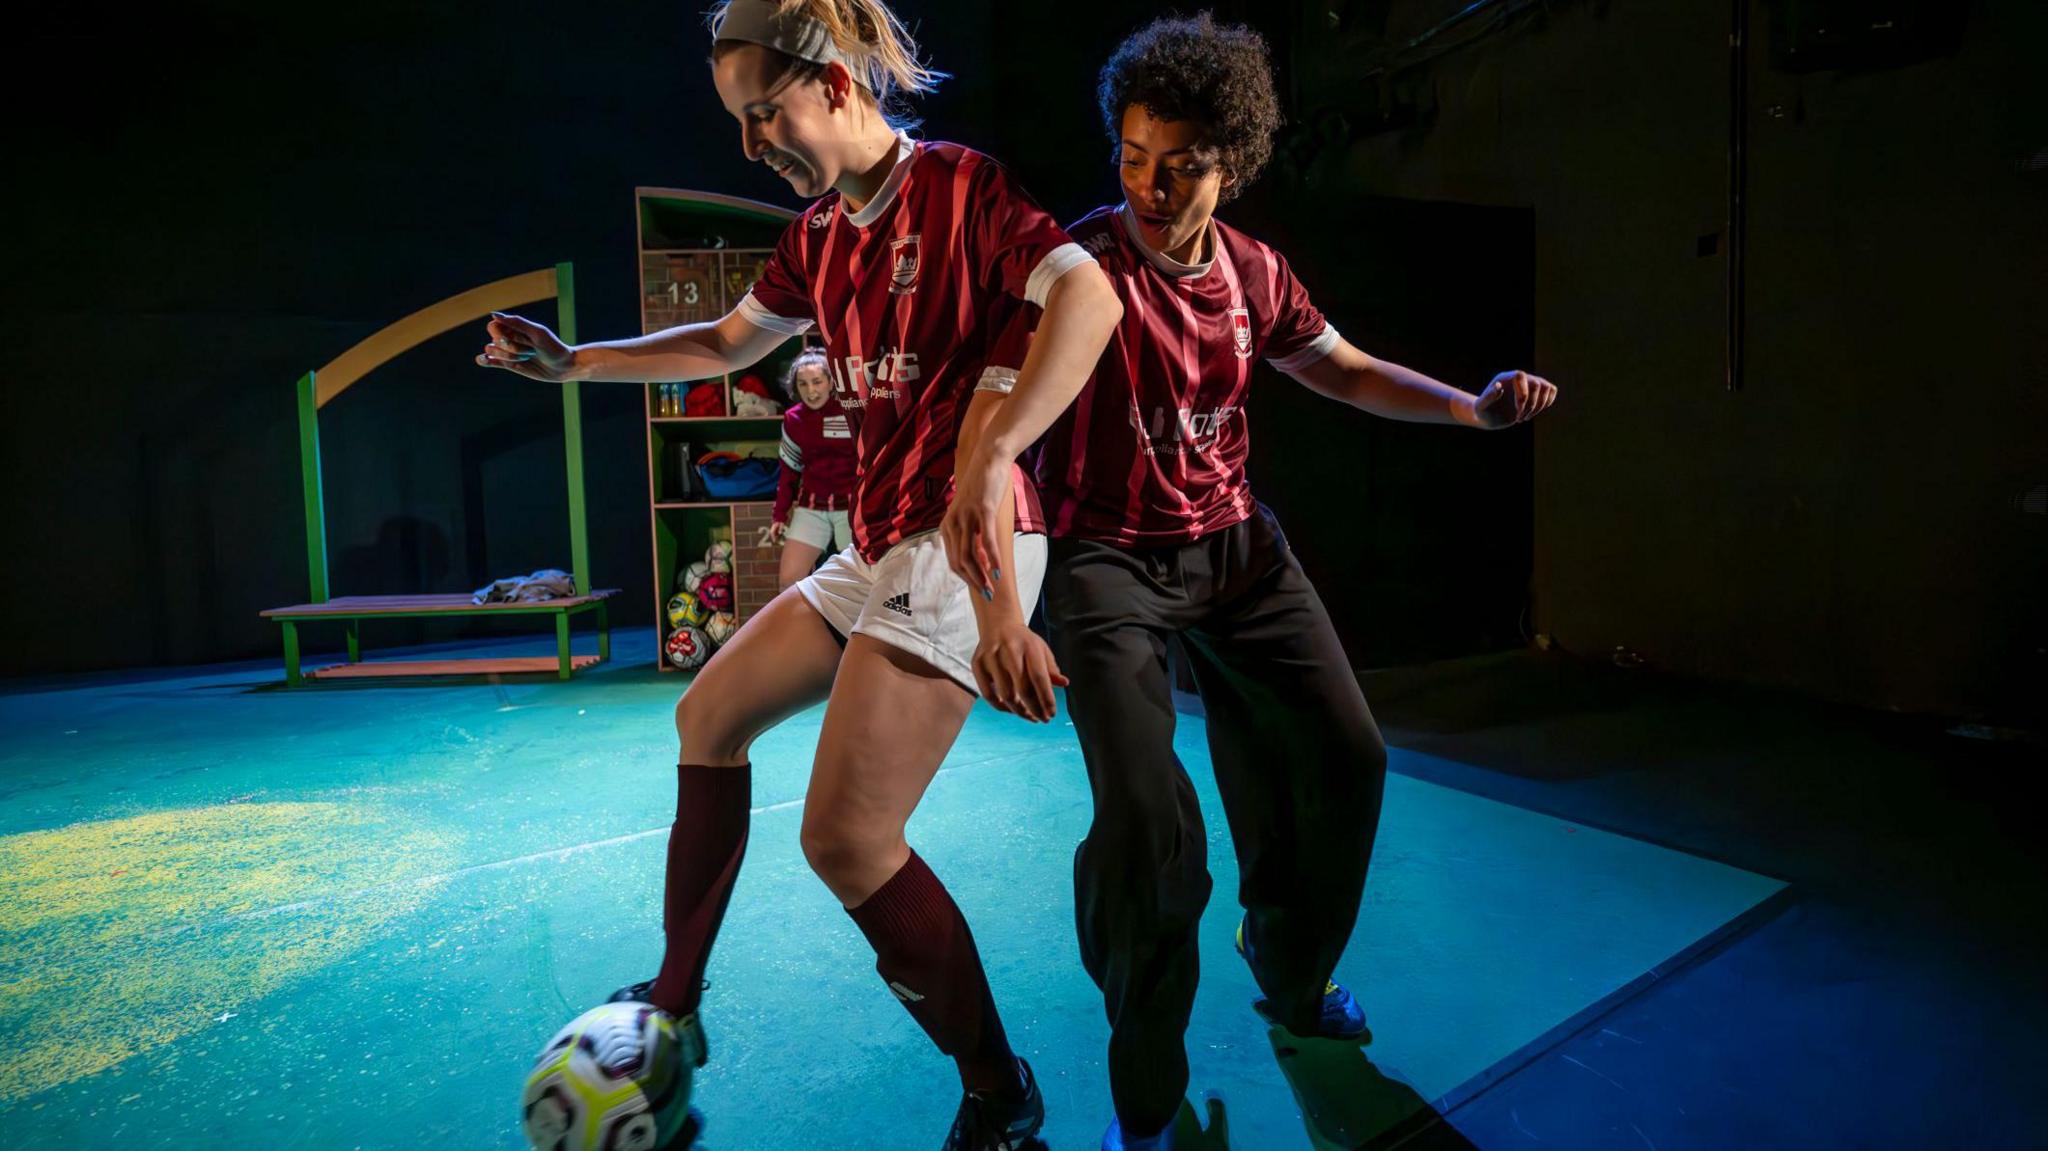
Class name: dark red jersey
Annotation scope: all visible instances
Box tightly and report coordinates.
[773,396,857,525]
[740,136,1086,560]
[990,204,1340,546]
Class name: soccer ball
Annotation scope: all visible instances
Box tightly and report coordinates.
[705,540,733,572]
[520,1003,695,1151]
[665,626,712,670]
[704,612,737,647]
[695,573,734,615]
[666,592,709,630]
[679,562,709,594]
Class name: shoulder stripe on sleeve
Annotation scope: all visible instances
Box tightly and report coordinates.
[1267,324,1342,373]
[975,367,1019,395]
[736,290,815,336]
[1023,243,1095,308]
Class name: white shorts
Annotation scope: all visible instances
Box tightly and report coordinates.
[785,506,852,552]
[796,530,1049,694]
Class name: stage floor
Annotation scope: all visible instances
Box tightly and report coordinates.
[0,635,1786,1149]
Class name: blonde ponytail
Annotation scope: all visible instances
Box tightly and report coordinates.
[708,0,945,126]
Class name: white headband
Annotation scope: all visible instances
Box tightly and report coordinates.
[714,0,867,87]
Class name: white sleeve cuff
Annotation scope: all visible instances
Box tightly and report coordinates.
[975,367,1019,395]
[1266,324,1341,373]
[736,291,815,336]
[1023,242,1094,309]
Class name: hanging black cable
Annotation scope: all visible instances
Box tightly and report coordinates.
[1727,0,1748,392]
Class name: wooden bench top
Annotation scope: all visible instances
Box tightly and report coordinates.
[261,590,620,619]
[304,655,607,679]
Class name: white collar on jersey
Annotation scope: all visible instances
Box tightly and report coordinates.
[1116,202,1217,280]
[841,132,919,228]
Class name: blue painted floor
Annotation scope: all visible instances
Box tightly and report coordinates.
[0,634,1785,1149]
[1354,652,2048,1151]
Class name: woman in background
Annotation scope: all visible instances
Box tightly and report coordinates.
[769,348,858,589]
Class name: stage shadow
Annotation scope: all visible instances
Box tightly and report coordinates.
[1264,1026,1481,1151]
[1165,1026,1478,1151]
[1166,1094,1232,1150]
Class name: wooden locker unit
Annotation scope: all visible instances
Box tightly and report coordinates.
[636,189,812,671]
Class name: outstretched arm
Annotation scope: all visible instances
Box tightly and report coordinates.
[1287,337,1557,429]
[477,306,792,384]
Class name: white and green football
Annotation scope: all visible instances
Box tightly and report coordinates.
[521,1003,697,1151]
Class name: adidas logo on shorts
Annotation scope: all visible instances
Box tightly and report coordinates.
[883,592,913,618]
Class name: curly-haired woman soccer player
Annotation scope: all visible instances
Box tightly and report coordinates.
[945,14,1556,1149]
[480,2,1120,1146]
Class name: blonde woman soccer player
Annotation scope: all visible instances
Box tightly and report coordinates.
[480,2,1120,1145]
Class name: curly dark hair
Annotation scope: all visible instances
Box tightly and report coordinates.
[1096,13,1283,203]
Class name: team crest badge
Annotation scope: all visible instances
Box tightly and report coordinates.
[890,234,922,294]
[1229,307,1253,358]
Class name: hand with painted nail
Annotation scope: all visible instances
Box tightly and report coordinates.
[972,620,1068,723]
[476,312,578,382]
[940,448,1011,599]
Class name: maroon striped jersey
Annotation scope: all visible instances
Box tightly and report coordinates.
[772,395,856,525]
[988,204,1341,546]
[738,135,1088,561]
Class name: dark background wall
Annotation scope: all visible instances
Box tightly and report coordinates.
[1273,0,2045,719]
[6,1,2041,726]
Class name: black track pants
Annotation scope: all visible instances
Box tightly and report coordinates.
[1046,506,1389,1134]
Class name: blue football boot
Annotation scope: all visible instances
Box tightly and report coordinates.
[1235,917,1369,1041]
[1102,1115,1174,1151]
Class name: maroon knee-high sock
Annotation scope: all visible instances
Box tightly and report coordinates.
[648,763,751,1017]
[846,851,1024,1098]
